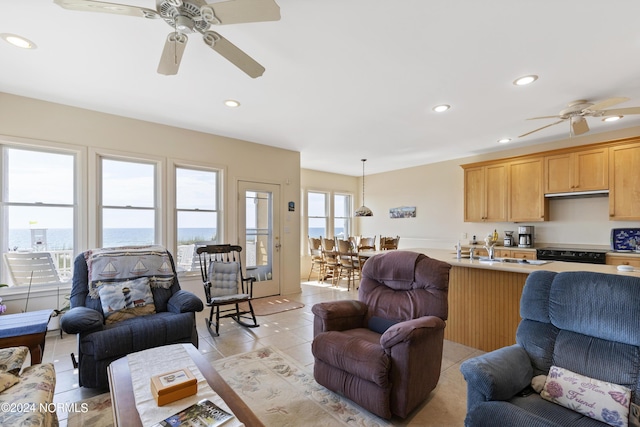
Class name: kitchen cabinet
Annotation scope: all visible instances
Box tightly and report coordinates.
[507,157,547,222]
[463,163,507,222]
[545,147,608,194]
[609,142,640,220]
[495,249,536,260]
[606,254,640,267]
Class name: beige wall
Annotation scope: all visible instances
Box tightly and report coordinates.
[0,92,302,317]
[301,126,640,278]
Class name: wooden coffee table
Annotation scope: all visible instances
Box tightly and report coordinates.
[0,309,53,364]
[107,343,264,427]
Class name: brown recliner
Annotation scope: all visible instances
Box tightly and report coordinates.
[311,250,450,419]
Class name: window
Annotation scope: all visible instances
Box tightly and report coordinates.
[334,193,352,240]
[1,146,76,285]
[101,158,157,247]
[307,191,328,238]
[306,190,353,243]
[175,166,220,272]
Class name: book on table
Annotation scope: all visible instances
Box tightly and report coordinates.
[151,399,234,427]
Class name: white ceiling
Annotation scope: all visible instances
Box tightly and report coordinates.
[2,0,640,176]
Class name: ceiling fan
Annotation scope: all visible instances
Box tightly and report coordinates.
[53,0,280,77]
[519,97,640,138]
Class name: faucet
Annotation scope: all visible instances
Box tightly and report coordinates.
[485,245,496,260]
[469,247,475,260]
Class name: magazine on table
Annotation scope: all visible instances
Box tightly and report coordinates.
[151,399,234,427]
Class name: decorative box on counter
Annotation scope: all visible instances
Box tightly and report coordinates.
[150,368,197,406]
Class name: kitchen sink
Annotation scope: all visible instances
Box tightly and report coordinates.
[477,257,550,265]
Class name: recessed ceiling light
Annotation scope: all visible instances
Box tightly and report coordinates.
[224,99,240,108]
[0,33,36,49]
[603,116,622,122]
[432,104,450,113]
[498,138,511,144]
[513,75,538,86]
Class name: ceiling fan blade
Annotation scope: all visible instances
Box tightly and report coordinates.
[571,116,589,136]
[54,0,160,19]
[586,97,630,112]
[518,119,565,138]
[203,31,265,78]
[158,32,188,75]
[527,115,563,120]
[598,107,640,116]
[201,0,281,25]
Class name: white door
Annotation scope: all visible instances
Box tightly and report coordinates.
[238,181,281,297]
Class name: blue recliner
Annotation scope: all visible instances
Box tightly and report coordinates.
[61,246,203,388]
[461,270,640,427]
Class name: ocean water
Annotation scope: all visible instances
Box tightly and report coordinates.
[308,228,345,239]
[8,228,217,251]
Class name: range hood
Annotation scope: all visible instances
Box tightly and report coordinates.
[545,190,609,199]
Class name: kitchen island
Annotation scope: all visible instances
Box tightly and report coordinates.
[402,248,640,352]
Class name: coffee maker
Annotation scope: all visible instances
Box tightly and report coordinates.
[518,226,534,248]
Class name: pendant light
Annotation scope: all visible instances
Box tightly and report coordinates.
[354,159,373,217]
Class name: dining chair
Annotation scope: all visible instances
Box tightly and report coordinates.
[321,237,339,285]
[358,235,376,251]
[335,238,359,290]
[307,236,325,282]
[380,235,400,250]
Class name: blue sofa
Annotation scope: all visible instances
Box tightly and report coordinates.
[461,270,640,427]
[61,246,203,388]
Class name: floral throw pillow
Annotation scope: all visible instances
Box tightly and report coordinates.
[541,365,631,427]
[98,276,156,324]
[0,346,28,375]
[0,372,19,393]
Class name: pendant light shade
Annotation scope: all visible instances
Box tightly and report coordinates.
[354,159,373,217]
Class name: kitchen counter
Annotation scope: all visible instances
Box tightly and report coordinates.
[399,248,640,352]
[405,247,640,276]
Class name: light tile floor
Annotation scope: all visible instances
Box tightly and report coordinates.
[45,280,484,426]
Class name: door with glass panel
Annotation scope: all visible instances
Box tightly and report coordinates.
[238,181,280,297]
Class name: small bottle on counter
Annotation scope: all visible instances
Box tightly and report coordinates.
[471,235,477,245]
[456,241,462,259]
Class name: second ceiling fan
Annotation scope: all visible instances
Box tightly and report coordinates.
[519,97,640,138]
[54,0,281,78]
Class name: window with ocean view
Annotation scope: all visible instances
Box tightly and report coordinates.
[334,193,352,240]
[307,191,328,239]
[2,146,76,286]
[175,166,220,272]
[306,191,352,244]
[101,158,157,247]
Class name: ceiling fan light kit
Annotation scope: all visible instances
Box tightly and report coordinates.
[53,0,281,77]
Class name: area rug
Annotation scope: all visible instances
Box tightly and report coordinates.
[212,346,392,427]
[68,346,390,427]
[67,392,113,427]
[240,295,304,316]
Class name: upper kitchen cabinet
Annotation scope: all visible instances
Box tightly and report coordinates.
[609,141,640,220]
[545,147,608,195]
[464,163,507,222]
[508,157,547,222]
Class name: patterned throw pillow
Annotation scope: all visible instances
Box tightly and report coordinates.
[0,346,28,375]
[0,372,19,393]
[98,277,156,324]
[541,365,631,427]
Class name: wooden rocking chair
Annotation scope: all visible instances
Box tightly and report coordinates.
[197,244,259,337]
